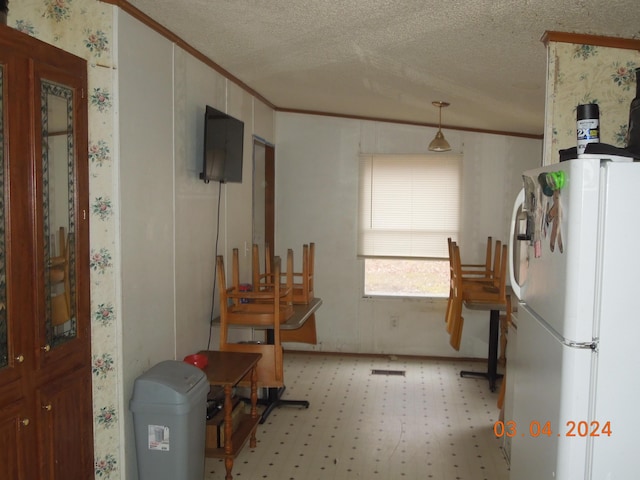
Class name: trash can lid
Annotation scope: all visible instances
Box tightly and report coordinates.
[130,360,207,407]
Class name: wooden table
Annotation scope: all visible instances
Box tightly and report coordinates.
[198,351,261,480]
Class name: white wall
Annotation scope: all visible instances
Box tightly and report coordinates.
[117,10,273,479]
[275,112,541,358]
[174,47,225,359]
[118,13,175,479]
[118,11,175,380]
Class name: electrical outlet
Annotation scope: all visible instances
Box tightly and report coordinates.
[390,315,399,328]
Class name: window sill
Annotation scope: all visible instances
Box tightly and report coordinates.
[361,294,447,303]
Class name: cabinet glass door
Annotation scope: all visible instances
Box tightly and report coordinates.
[41,80,76,348]
[0,65,6,368]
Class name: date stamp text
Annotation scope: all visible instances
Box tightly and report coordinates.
[494,420,612,438]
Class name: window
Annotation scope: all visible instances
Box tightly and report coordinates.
[364,258,450,296]
[358,154,462,297]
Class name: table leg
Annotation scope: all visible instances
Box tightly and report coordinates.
[487,309,500,390]
[250,365,257,448]
[223,384,234,480]
[460,309,503,392]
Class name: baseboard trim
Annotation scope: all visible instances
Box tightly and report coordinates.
[283,349,486,364]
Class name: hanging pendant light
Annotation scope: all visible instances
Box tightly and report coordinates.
[428,101,451,152]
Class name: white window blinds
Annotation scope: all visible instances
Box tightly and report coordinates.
[358,154,462,258]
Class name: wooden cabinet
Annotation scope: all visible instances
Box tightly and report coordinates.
[0,25,92,480]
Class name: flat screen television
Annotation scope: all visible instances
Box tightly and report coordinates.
[200,105,244,183]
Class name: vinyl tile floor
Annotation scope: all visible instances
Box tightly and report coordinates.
[204,352,509,480]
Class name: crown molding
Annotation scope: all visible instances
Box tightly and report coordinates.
[542,31,640,50]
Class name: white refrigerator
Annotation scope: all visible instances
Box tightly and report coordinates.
[507,156,640,479]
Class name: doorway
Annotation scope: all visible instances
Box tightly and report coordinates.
[252,137,275,255]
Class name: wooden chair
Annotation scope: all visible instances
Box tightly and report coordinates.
[447,243,509,350]
[463,241,507,316]
[252,243,318,344]
[448,236,493,277]
[462,243,508,304]
[253,243,315,304]
[218,251,291,391]
[219,250,311,421]
[446,238,501,335]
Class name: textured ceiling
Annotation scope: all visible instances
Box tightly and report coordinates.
[126,0,640,136]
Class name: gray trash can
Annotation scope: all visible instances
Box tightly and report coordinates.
[130,360,210,480]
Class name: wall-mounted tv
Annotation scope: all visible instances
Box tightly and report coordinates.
[200,105,244,184]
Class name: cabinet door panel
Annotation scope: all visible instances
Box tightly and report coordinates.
[0,62,6,371]
[37,373,94,480]
[0,45,33,393]
[41,79,78,346]
[0,400,33,480]
[32,60,90,374]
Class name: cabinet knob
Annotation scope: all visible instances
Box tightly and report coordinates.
[42,404,52,411]
[41,344,51,352]
[21,418,30,427]
[15,354,25,363]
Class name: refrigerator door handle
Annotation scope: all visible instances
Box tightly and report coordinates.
[565,340,597,350]
[509,188,525,300]
[526,304,598,351]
